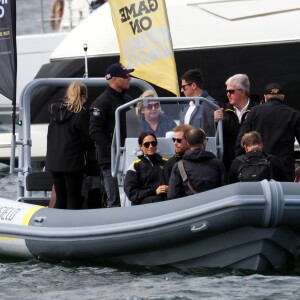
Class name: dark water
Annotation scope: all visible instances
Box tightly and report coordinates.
[4,1,300,298]
[1,257,300,300]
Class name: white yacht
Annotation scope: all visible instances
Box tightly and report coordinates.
[1,0,300,162]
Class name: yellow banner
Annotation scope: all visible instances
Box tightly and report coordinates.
[108,0,179,96]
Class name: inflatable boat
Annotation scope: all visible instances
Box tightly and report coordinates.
[1,180,300,272]
[0,78,300,272]
[2,179,300,272]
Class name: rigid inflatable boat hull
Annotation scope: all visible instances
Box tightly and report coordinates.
[1,181,300,272]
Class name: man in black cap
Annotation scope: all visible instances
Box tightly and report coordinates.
[235,82,300,181]
[89,62,134,207]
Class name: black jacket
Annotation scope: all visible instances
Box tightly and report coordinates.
[167,149,228,199]
[163,153,183,182]
[228,150,290,183]
[218,100,257,171]
[45,102,91,173]
[89,86,130,165]
[235,98,300,181]
[124,153,168,205]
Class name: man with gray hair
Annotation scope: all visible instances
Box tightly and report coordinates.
[214,74,257,170]
[167,128,227,199]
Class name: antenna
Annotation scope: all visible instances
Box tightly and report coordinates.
[83,43,88,78]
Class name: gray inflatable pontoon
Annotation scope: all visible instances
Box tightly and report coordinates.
[1,180,300,272]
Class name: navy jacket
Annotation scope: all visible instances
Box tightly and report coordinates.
[89,86,131,165]
[124,153,168,205]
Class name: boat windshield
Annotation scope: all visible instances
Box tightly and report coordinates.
[112,96,223,179]
[124,99,219,139]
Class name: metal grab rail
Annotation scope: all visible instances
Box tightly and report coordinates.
[112,97,223,178]
[11,77,155,198]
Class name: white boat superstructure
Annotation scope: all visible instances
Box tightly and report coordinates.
[1,0,300,162]
[0,0,101,162]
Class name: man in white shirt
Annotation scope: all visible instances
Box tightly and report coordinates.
[179,69,219,136]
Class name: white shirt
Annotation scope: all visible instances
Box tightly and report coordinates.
[184,101,196,124]
[234,99,250,122]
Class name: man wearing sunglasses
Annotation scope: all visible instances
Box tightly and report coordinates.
[89,62,134,207]
[214,73,257,171]
[163,124,193,181]
[179,69,219,136]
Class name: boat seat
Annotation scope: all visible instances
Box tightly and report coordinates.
[16,172,53,206]
[18,197,50,206]
[26,171,53,192]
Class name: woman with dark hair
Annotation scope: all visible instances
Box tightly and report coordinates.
[46,81,92,209]
[124,132,169,205]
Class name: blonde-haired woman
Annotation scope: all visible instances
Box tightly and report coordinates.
[136,90,176,137]
[45,81,92,209]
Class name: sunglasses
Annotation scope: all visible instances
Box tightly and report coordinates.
[142,141,157,148]
[226,89,242,95]
[146,103,160,110]
[116,73,130,79]
[172,138,185,143]
[181,82,193,90]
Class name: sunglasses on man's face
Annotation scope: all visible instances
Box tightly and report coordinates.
[172,138,185,143]
[142,141,157,148]
[181,82,193,90]
[146,103,160,110]
[226,89,242,95]
[116,73,130,79]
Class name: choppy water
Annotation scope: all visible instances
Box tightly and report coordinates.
[1,257,300,300]
[2,1,300,298]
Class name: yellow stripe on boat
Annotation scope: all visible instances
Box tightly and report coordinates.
[22,206,43,226]
[0,236,18,240]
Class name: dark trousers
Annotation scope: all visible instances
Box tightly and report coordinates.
[51,172,83,209]
[131,195,164,206]
[100,164,121,207]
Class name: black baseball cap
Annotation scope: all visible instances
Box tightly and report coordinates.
[264,82,284,95]
[105,63,134,80]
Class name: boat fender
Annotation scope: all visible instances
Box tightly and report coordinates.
[190,221,209,233]
[260,179,284,227]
